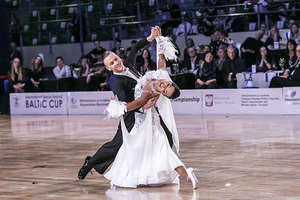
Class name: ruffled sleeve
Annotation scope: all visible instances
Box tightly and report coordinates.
[105,100,127,119]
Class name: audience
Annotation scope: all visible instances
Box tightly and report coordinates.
[265,26,282,49]
[282,40,298,71]
[86,53,110,91]
[73,56,90,78]
[195,51,217,89]
[53,56,72,79]
[28,55,46,91]
[136,49,156,75]
[223,45,246,88]
[269,44,300,88]
[183,38,195,63]
[256,46,275,72]
[182,47,200,75]
[286,24,300,44]
[8,57,26,93]
[87,41,106,65]
[215,45,227,88]
[241,30,265,68]
[111,39,123,56]
[9,2,300,91]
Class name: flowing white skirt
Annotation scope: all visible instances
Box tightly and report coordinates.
[104,108,183,188]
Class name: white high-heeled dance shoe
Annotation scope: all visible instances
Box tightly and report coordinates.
[186,168,198,189]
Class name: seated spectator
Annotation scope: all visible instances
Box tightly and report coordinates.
[256,46,275,72]
[269,44,300,88]
[260,23,269,43]
[181,47,200,74]
[190,18,199,35]
[53,56,72,79]
[8,57,27,93]
[214,45,227,87]
[87,54,110,91]
[286,24,300,44]
[173,16,192,36]
[282,40,298,71]
[223,45,246,88]
[219,31,235,47]
[73,56,90,78]
[183,38,195,64]
[111,39,123,56]
[265,26,282,49]
[241,30,264,67]
[87,40,106,65]
[209,31,221,56]
[195,51,217,89]
[136,49,156,75]
[28,55,47,92]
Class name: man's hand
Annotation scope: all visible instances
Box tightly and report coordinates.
[142,96,160,110]
[100,82,108,88]
[196,79,205,86]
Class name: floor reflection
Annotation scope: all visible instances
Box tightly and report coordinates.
[105,185,197,200]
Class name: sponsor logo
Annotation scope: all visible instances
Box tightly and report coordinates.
[285,90,300,101]
[71,97,77,105]
[14,96,19,107]
[205,94,213,107]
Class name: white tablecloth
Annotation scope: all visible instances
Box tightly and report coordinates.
[236,71,282,88]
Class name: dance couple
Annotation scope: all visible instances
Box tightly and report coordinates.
[78,26,198,189]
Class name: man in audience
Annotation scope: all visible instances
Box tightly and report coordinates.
[53,56,72,79]
[240,30,264,68]
[183,38,195,63]
[87,41,106,65]
[111,39,123,56]
[223,45,246,88]
[269,44,300,87]
[87,53,110,90]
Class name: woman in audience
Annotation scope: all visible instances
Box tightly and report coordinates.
[136,49,156,75]
[283,40,298,71]
[8,57,27,93]
[28,55,45,92]
[73,56,90,78]
[214,46,227,88]
[256,46,274,72]
[286,24,300,44]
[195,51,217,89]
[265,26,281,49]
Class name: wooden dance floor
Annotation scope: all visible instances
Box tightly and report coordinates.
[1,114,300,200]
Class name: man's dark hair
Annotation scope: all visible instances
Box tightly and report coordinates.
[168,82,180,99]
[56,56,64,61]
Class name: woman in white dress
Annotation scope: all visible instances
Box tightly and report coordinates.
[104,35,198,189]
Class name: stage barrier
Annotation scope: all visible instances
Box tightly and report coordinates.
[9,88,300,115]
